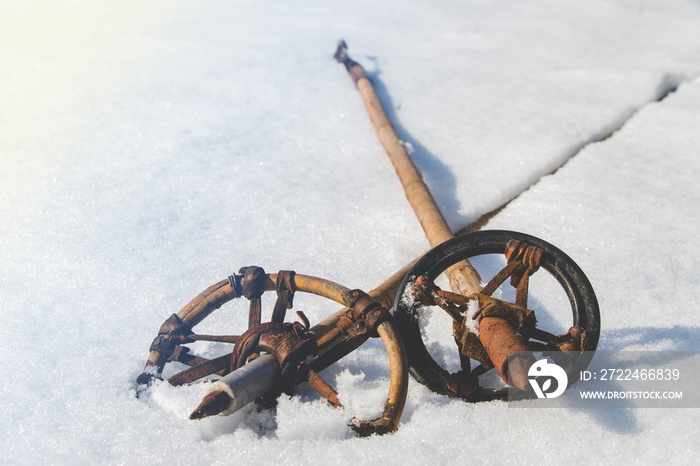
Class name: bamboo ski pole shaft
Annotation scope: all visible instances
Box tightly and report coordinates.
[335,41,539,390]
[334,41,482,296]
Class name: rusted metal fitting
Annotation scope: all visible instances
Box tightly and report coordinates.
[261,323,315,368]
[474,294,536,332]
[334,40,369,85]
[227,319,317,403]
[454,326,492,368]
[351,414,397,437]
[364,307,391,335]
[338,289,388,337]
[443,292,537,390]
[342,289,381,319]
[351,394,404,437]
[411,275,468,323]
[479,317,533,391]
[468,292,537,391]
[137,314,194,385]
[411,275,439,305]
[556,326,586,353]
[190,390,233,420]
[238,266,267,299]
[271,270,297,323]
[231,321,316,371]
[505,240,543,273]
[155,314,194,345]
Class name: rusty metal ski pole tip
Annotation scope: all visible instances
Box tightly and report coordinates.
[333,40,347,62]
[189,389,233,420]
[189,352,280,420]
[334,40,368,85]
[333,39,354,66]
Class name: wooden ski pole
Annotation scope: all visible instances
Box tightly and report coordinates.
[335,41,534,391]
[334,41,481,296]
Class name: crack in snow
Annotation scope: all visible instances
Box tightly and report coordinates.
[458,73,694,235]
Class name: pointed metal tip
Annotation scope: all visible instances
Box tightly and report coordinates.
[334,40,348,63]
[189,389,233,420]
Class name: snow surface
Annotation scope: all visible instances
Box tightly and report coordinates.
[2,0,700,464]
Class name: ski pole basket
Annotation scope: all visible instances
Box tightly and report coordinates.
[137,267,408,436]
[393,230,600,399]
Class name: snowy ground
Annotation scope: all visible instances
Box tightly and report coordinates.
[2,0,700,464]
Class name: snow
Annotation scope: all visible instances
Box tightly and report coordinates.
[2,0,700,464]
